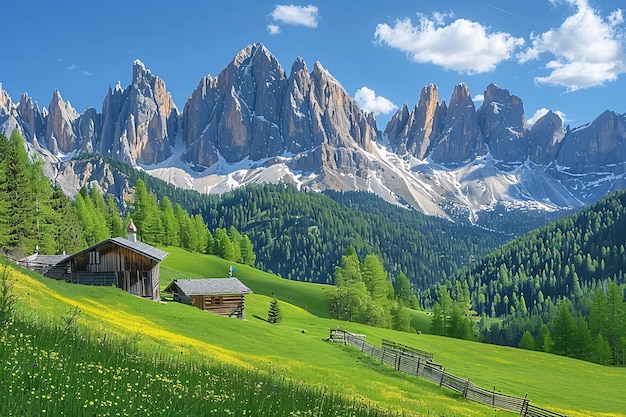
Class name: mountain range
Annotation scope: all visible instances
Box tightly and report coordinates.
[1,42,626,222]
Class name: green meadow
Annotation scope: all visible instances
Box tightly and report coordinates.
[3,248,625,416]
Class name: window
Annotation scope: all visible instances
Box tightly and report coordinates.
[89,251,100,265]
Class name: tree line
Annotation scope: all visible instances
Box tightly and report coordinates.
[0,132,253,266]
[327,247,418,332]
[91,154,562,291]
[434,190,626,365]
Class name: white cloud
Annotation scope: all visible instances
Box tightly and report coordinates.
[270,4,319,28]
[472,94,484,103]
[67,64,77,70]
[374,13,524,74]
[527,108,568,126]
[518,0,626,91]
[355,87,398,116]
[267,24,281,35]
[82,70,92,76]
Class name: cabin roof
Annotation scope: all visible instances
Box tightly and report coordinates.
[165,278,252,296]
[19,254,69,268]
[59,237,169,264]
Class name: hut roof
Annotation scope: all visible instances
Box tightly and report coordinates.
[108,237,169,261]
[19,254,69,268]
[58,237,169,265]
[165,278,252,296]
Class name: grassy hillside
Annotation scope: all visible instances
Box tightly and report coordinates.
[6,250,626,416]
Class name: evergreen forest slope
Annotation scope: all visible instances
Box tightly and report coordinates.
[446,190,626,359]
[106,156,520,287]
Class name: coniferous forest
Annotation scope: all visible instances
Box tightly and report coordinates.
[99,154,513,287]
[437,191,626,365]
[0,133,254,266]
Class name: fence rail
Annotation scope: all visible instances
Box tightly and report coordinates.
[329,329,567,417]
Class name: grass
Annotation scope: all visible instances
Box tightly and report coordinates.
[0,312,399,417]
[160,246,331,318]
[5,248,626,417]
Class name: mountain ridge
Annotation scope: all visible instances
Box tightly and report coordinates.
[1,42,626,222]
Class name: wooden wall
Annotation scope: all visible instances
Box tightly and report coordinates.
[190,294,246,319]
[60,242,161,301]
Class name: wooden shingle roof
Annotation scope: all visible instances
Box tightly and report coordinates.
[165,278,252,296]
[108,237,169,261]
[57,237,169,264]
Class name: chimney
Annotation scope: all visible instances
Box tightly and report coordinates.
[127,218,138,242]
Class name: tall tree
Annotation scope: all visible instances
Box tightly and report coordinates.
[214,228,236,260]
[159,196,179,246]
[394,271,418,309]
[4,131,38,253]
[267,297,282,324]
[552,302,577,357]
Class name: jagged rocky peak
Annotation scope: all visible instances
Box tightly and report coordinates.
[308,60,378,152]
[385,84,445,159]
[45,89,79,155]
[430,83,483,164]
[0,84,22,139]
[477,83,528,163]
[529,110,565,165]
[557,110,626,174]
[291,56,307,73]
[100,60,178,166]
[182,43,379,169]
[17,93,46,146]
[0,83,14,115]
[411,84,444,159]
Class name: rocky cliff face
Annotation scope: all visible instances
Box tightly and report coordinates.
[2,43,626,219]
[528,110,565,165]
[45,90,79,155]
[556,111,626,174]
[99,61,178,165]
[384,84,444,159]
[430,83,484,164]
[17,94,46,148]
[476,84,528,163]
[182,43,379,180]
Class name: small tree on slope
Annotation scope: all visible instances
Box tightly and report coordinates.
[268,297,282,324]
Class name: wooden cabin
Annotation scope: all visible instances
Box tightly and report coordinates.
[21,235,168,301]
[165,278,252,319]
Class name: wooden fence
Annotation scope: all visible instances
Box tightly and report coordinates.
[329,329,567,417]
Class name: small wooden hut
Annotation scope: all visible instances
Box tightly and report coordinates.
[19,221,168,301]
[165,278,252,319]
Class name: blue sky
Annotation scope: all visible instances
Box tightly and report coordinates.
[1,0,624,130]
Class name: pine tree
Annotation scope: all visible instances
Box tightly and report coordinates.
[552,302,576,356]
[106,195,124,238]
[212,229,230,260]
[391,303,412,332]
[239,235,256,266]
[394,271,417,309]
[519,330,535,350]
[50,186,86,254]
[5,131,38,254]
[159,196,179,246]
[267,297,282,324]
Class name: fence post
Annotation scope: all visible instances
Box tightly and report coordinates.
[381,347,386,364]
[415,356,421,377]
[520,394,528,417]
[396,352,401,370]
[492,386,496,408]
[439,369,445,386]
[361,338,365,352]
[463,379,470,398]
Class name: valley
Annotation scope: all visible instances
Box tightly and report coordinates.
[3,250,625,416]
